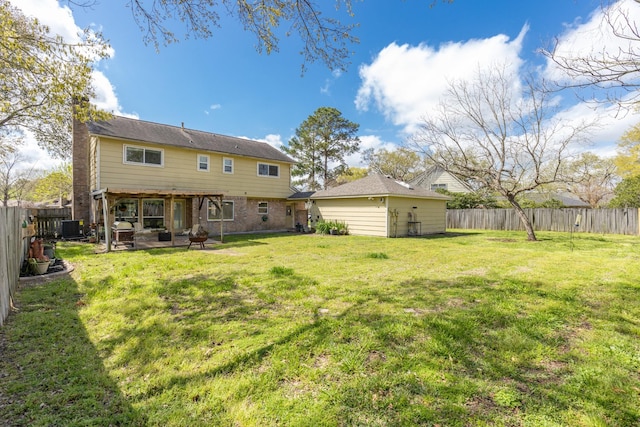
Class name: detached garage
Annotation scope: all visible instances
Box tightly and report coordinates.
[309,174,450,237]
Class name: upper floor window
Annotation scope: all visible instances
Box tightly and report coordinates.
[198,154,210,172]
[124,145,163,166]
[430,183,447,191]
[223,158,234,174]
[257,162,279,177]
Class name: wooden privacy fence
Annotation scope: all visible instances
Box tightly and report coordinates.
[29,207,71,239]
[447,208,640,236]
[1,207,27,327]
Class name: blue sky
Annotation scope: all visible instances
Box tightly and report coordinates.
[13,0,640,171]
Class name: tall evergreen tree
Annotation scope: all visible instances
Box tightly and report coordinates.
[283,107,360,190]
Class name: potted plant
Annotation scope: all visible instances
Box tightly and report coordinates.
[28,257,50,275]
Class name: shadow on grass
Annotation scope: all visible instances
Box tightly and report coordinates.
[80,266,640,424]
[11,245,639,426]
[0,277,145,426]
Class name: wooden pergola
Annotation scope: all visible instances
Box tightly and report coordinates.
[91,189,225,252]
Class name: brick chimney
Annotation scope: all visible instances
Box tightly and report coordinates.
[72,98,91,233]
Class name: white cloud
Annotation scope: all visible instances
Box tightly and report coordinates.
[10,0,80,43]
[344,135,399,168]
[544,0,640,86]
[237,134,284,150]
[320,68,344,95]
[14,131,64,173]
[355,25,529,134]
[10,0,130,167]
[557,101,639,157]
[205,104,222,115]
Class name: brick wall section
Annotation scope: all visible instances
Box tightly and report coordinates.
[193,196,292,235]
[72,116,91,233]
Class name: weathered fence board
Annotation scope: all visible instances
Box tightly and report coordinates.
[447,208,639,235]
[1,207,25,326]
[29,207,71,239]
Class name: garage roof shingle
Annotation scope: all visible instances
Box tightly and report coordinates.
[311,174,450,200]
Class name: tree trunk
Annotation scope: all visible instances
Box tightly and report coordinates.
[507,196,537,241]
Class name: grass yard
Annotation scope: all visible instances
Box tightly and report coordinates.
[1,230,639,426]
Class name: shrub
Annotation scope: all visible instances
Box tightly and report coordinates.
[315,220,349,235]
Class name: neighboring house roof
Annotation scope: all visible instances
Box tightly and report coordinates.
[525,192,591,208]
[87,115,295,164]
[310,174,450,200]
[410,166,473,193]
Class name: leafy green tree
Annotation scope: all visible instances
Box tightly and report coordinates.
[31,164,72,204]
[614,123,640,178]
[334,167,368,185]
[1,0,111,158]
[364,147,422,182]
[609,175,640,208]
[284,107,360,190]
[435,189,498,209]
[564,152,617,207]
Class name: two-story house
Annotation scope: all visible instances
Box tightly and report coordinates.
[72,115,297,247]
[410,166,473,193]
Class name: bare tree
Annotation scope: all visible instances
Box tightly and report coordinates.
[0,146,38,207]
[542,0,640,106]
[410,65,595,241]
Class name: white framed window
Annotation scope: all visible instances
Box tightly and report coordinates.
[197,154,210,172]
[258,202,268,214]
[430,183,448,191]
[257,162,279,177]
[223,158,234,174]
[124,145,163,166]
[207,200,234,221]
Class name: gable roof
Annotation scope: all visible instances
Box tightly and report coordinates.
[525,192,591,208]
[410,165,473,192]
[310,174,450,200]
[87,115,295,164]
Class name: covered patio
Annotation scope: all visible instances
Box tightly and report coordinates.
[91,188,225,252]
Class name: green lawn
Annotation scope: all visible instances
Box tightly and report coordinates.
[1,230,639,426]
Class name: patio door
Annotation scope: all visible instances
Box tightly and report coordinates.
[173,200,185,231]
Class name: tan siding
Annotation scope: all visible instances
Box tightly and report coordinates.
[315,198,388,237]
[433,171,469,193]
[97,138,292,198]
[389,197,447,236]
